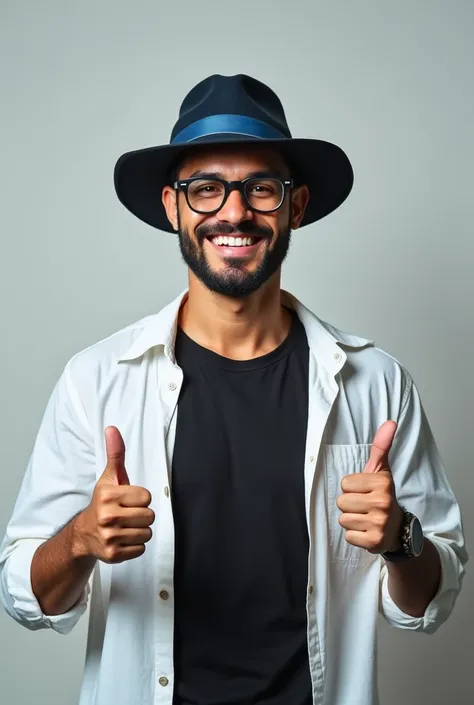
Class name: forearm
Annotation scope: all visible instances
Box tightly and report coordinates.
[385,537,441,617]
[30,513,96,616]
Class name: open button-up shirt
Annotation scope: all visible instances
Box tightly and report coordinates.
[0,290,467,705]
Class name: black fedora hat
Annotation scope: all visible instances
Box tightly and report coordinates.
[114,74,354,233]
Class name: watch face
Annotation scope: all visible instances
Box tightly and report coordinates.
[411,517,424,556]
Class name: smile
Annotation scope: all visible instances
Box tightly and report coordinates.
[208,235,260,247]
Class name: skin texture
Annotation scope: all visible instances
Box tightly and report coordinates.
[338,419,441,617]
[30,144,440,618]
[31,427,154,616]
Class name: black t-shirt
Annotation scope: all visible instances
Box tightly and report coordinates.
[171,309,312,705]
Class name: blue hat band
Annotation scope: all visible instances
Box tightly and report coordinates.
[171,114,286,145]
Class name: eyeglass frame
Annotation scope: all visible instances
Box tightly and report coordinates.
[173,176,294,215]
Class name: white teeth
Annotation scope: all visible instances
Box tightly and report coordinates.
[212,236,256,247]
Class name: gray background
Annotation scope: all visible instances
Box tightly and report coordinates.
[1,1,472,703]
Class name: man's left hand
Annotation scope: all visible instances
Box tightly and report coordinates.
[337,421,404,554]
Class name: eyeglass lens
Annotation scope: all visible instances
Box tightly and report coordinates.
[187,178,284,213]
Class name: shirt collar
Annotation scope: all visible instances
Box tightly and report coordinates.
[117,289,373,372]
[117,290,187,364]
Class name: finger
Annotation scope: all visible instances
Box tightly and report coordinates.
[341,473,385,493]
[102,427,130,486]
[336,493,371,513]
[104,544,147,564]
[115,507,156,528]
[115,527,153,546]
[118,486,152,509]
[344,530,372,550]
[363,421,397,474]
[338,513,371,531]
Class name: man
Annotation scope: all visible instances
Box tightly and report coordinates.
[0,74,467,705]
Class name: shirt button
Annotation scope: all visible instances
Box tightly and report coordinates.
[334,352,342,362]
[309,585,314,594]
[168,382,177,391]
[158,677,169,687]
[309,456,314,463]
[159,590,169,600]
[164,486,170,498]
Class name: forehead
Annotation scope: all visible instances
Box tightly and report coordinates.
[178,144,289,178]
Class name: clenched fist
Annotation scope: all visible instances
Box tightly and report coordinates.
[74,426,155,564]
[337,420,404,554]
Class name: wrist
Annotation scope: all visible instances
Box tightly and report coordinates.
[386,505,405,553]
[70,510,94,560]
[383,507,424,562]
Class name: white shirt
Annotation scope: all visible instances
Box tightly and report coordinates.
[0,290,467,705]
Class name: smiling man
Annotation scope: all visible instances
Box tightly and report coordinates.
[0,74,467,705]
[166,146,303,302]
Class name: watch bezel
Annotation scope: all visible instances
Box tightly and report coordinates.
[408,514,424,557]
[382,509,424,562]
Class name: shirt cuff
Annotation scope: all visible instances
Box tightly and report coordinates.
[379,536,464,634]
[1,539,89,634]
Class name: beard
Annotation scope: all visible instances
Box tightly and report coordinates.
[177,215,292,298]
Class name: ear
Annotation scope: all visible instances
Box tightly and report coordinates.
[162,186,179,231]
[290,185,310,230]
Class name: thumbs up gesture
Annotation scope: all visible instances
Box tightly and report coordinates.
[336,421,404,554]
[75,427,155,564]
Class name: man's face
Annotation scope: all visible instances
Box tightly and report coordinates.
[162,146,309,298]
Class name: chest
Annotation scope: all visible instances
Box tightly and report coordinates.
[171,355,310,501]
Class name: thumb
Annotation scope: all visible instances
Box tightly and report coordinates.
[363,420,397,473]
[100,426,130,485]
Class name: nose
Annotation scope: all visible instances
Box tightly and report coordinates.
[215,187,254,224]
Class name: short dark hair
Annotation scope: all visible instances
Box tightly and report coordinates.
[167,152,186,186]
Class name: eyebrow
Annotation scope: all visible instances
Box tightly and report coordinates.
[186,169,286,180]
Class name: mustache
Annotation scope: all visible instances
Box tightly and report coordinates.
[195,221,273,242]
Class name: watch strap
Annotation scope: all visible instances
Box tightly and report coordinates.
[382,508,417,562]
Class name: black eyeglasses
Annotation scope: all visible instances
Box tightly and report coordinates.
[174,176,294,215]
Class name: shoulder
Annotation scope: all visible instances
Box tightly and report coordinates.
[332,327,414,414]
[62,313,161,391]
[299,298,415,411]
[62,290,186,385]
[291,292,413,399]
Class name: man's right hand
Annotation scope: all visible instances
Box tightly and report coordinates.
[74,426,155,564]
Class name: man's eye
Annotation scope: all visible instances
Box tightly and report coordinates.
[250,185,271,193]
[191,182,223,197]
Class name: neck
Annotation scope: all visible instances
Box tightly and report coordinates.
[179,271,291,360]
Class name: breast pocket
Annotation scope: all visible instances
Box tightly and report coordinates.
[324,444,376,564]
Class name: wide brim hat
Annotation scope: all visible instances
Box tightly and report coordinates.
[114,74,354,234]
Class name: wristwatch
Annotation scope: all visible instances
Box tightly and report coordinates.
[382,507,424,562]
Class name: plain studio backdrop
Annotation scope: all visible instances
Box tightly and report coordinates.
[1,2,472,704]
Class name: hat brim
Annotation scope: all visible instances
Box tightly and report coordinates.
[114,134,354,233]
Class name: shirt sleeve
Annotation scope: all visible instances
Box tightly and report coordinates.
[379,369,468,633]
[0,362,96,634]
